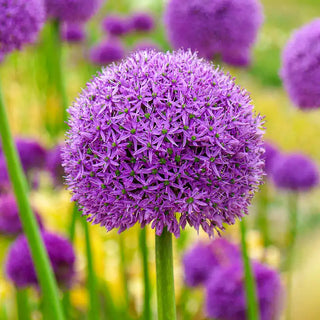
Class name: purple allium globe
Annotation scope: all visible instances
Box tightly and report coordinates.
[0,195,43,236]
[46,145,64,186]
[62,50,264,237]
[183,238,240,286]
[45,0,101,23]
[89,39,125,66]
[0,0,45,58]
[61,23,85,43]
[206,262,284,320]
[6,232,75,289]
[132,40,161,52]
[262,141,279,176]
[102,15,132,36]
[164,0,263,66]
[280,19,320,109]
[130,12,154,32]
[271,153,319,192]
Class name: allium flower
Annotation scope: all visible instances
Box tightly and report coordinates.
[102,15,132,36]
[130,12,154,32]
[164,0,263,66]
[45,0,101,23]
[132,41,161,52]
[62,50,264,237]
[183,238,240,286]
[46,145,64,186]
[0,157,10,193]
[280,19,320,109]
[0,0,45,57]
[61,23,85,42]
[6,232,75,288]
[0,195,43,236]
[206,262,284,320]
[89,39,125,66]
[262,141,279,176]
[271,153,319,192]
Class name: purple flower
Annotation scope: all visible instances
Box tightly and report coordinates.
[272,153,319,192]
[89,38,125,66]
[62,50,264,237]
[132,40,161,52]
[0,195,43,236]
[45,0,101,23]
[0,0,45,58]
[0,157,10,194]
[102,15,132,36]
[6,231,75,289]
[206,262,284,320]
[164,0,263,66]
[61,23,85,42]
[46,145,64,186]
[280,19,320,109]
[183,238,241,286]
[262,141,279,176]
[130,12,154,32]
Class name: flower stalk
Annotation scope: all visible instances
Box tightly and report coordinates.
[16,289,31,320]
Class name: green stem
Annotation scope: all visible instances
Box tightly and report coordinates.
[240,218,260,320]
[119,234,130,310]
[82,219,100,320]
[139,228,151,320]
[155,229,176,320]
[256,184,270,247]
[16,289,30,320]
[0,80,65,320]
[286,194,298,320]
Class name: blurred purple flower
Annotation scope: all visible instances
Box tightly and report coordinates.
[0,0,45,58]
[6,232,75,289]
[281,19,320,109]
[272,153,319,192]
[164,0,263,66]
[61,23,85,42]
[262,141,279,176]
[46,145,65,186]
[183,238,241,286]
[130,12,154,32]
[102,15,132,36]
[206,262,284,320]
[89,38,125,65]
[62,50,264,237]
[0,195,43,236]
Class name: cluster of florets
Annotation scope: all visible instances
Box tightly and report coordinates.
[0,0,45,58]
[132,41,161,53]
[280,19,320,109]
[164,0,263,66]
[63,50,264,237]
[6,232,75,289]
[61,23,85,43]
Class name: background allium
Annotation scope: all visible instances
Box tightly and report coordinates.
[46,145,64,186]
[183,239,240,286]
[164,0,263,66]
[61,23,85,43]
[280,19,320,109]
[0,0,45,57]
[0,195,43,236]
[262,141,279,176]
[89,39,125,65]
[272,153,319,192]
[63,50,264,237]
[6,232,75,289]
[102,15,132,36]
[206,262,284,320]
[45,0,101,22]
[130,12,154,32]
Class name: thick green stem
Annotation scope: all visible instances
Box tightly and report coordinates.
[240,218,260,320]
[82,219,100,320]
[256,184,270,247]
[16,289,30,320]
[119,234,130,310]
[139,228,151,320]
[0,81,65,320]
[286,194,298,320]
[155,229,176,320]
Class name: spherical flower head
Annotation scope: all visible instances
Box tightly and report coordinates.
[89,38,125,66]
[206,262,284,320]
[130,12,154,32]
[0,195,43,236]
[61,23,85,43]
[280,19,320,109]
[272,153,319,192]
[262,141,279,176]
[62,50,264,237]
[164,0,263,66]
[102,15,132,36]
[0,0,45,57]
[132,40,161,52]
[45,0,101,23]
[6,232,75,289]
[46,145,64,186]
[183,238,240,286]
